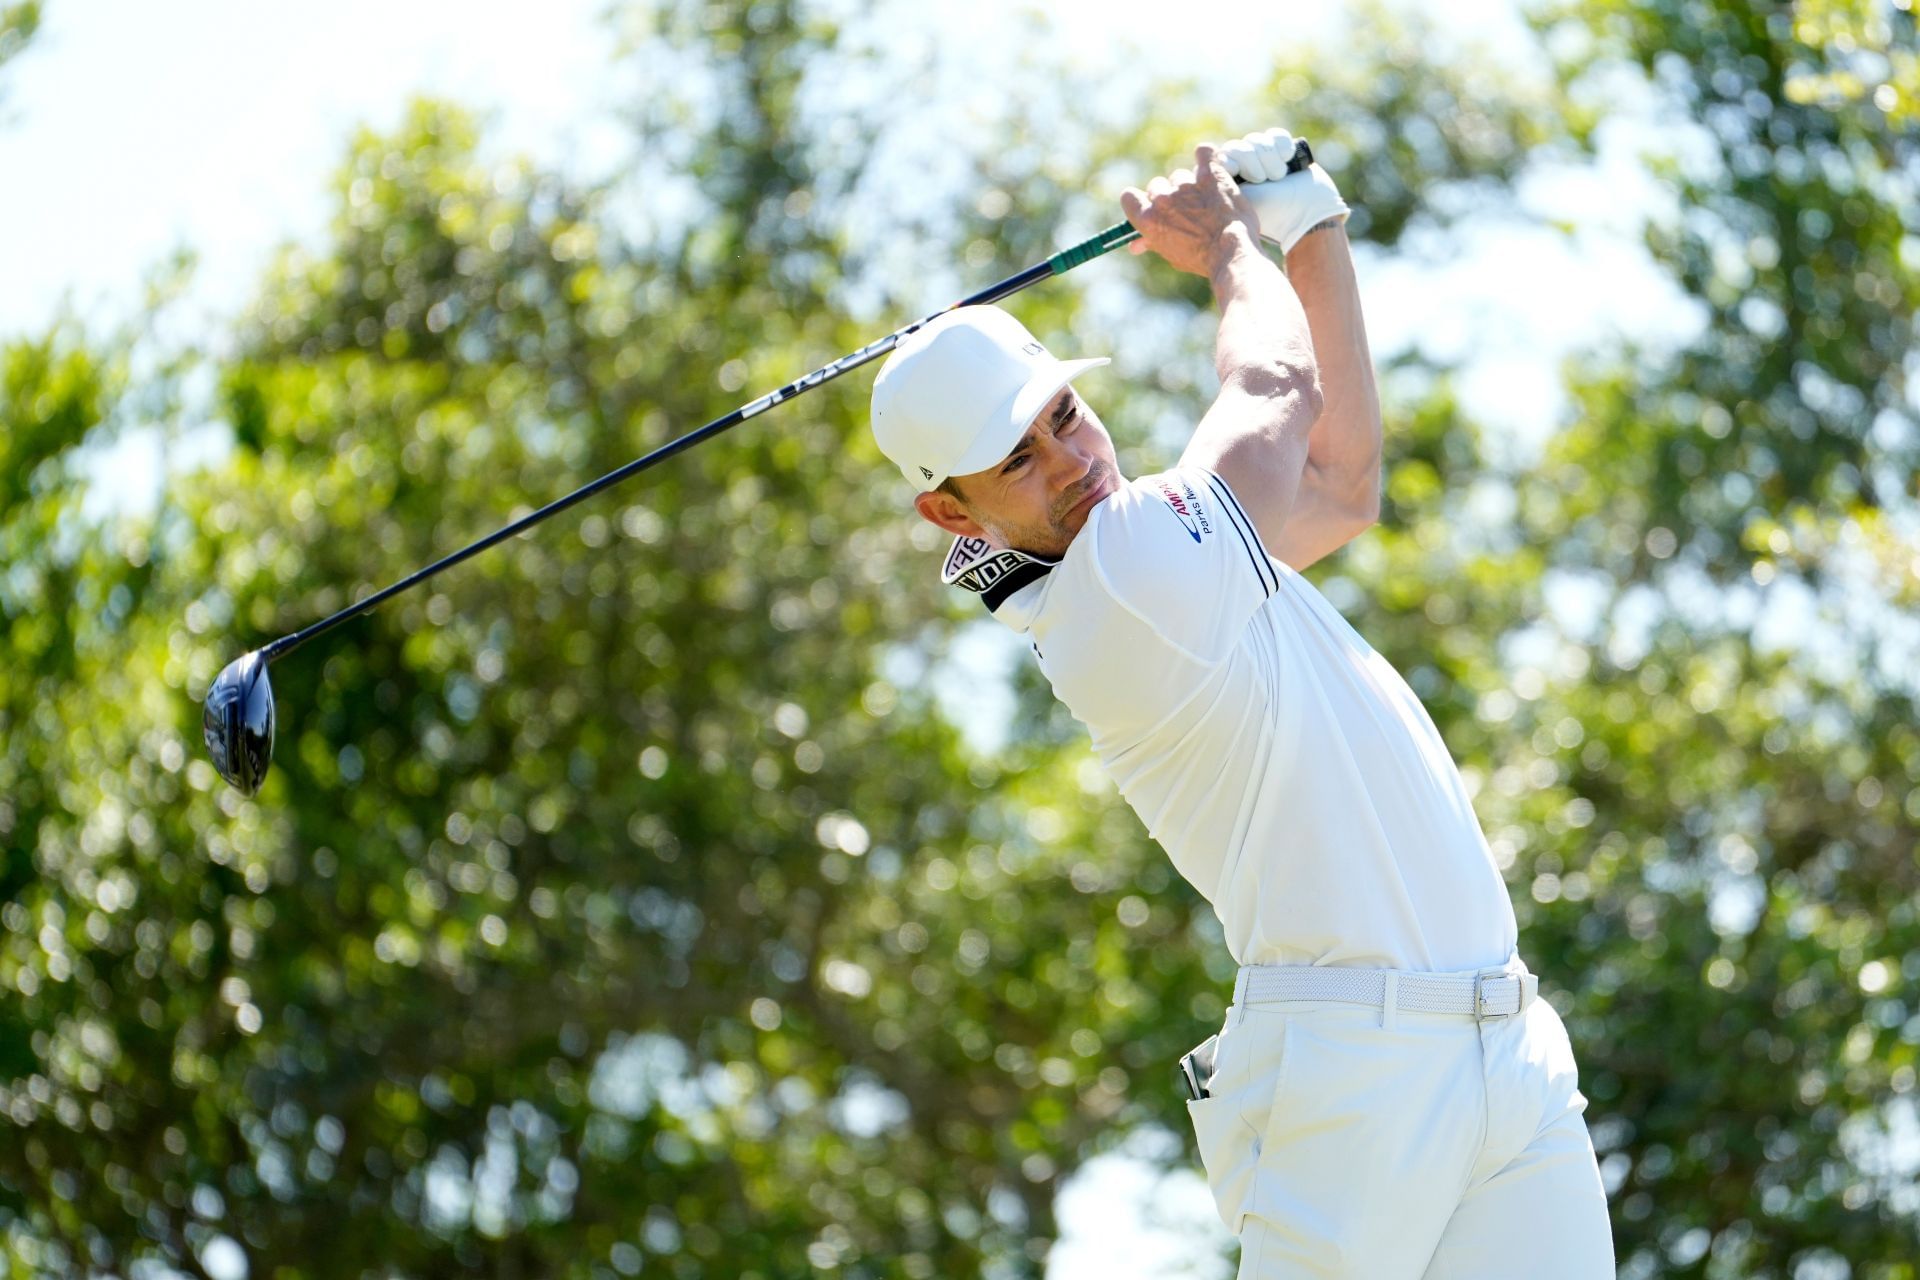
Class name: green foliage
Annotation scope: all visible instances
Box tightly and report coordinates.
[0,1,1916,1277]
[1496,4,1920,1274]
[1542,0,1916,557]
[0,2,40,82]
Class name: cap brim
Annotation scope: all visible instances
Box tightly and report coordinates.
[944,356,1110,482]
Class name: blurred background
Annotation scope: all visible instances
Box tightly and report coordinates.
[1,0,1916,1276]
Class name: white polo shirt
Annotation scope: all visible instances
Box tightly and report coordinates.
[942,466,1517,971]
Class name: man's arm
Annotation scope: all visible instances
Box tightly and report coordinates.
[1122,145,1324,550]
[1263,224,1382,570]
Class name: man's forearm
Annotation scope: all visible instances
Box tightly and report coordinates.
[1282,224,1381,511]
[1169,225,1324,553]
[1207,225,1319,409]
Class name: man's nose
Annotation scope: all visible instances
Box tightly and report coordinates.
[1042,433,1091,486]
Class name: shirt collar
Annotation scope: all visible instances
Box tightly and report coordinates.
[940,535,1055,631]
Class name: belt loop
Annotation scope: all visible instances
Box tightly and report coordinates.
[1232,966,1250,1020]
[1381,972,1399,1031]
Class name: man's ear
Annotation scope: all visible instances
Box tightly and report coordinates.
[914,488,987,539]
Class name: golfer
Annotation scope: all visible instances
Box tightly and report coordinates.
[868,130,1613,1278]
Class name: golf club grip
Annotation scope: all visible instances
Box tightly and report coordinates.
[257,136,1315,662]
[1038,137,1314,279]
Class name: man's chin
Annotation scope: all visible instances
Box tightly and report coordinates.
[994,478,1120,559]
[1062,472,1118,529]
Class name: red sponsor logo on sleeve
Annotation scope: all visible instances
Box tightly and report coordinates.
[1157,479,1211,543]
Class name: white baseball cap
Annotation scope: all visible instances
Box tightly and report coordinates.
[870,305,1108,492]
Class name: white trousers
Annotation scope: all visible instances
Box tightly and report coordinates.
[1186,967,1615,1278]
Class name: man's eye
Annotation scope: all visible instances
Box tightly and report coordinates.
[1002,455,1028,474]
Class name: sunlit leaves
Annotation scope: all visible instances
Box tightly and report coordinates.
[4,0,1918,1276]
[0,2,39,93]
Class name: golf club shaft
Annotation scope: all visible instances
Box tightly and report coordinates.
[255,227,1127,662]
[258,139,1307,663]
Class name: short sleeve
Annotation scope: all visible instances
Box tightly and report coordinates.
[1084,467,1278,663]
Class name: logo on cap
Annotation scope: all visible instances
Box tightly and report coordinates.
[1022,342,1045,355]
[919,466,934,480]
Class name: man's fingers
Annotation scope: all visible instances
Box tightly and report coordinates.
[1119,185,1152,253]
[1195,144,1236,191]
[1147,174,1174,198]
[1220,138,1261,182]
[1257,128,1296,180]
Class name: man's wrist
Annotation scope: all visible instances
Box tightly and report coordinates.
[1282,217,1349,265]
[1206,223,1265,288]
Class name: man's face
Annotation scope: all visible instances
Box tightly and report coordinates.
[913,386,1122,559]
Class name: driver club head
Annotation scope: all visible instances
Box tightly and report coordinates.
[203,649,276,796]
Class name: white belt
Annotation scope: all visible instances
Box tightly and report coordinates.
[1233,961,1538,1022]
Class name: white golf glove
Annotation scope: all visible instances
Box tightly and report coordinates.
[1219,127,1349,254]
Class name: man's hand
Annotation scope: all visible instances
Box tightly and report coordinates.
[1220,127,1350,255]
[1119,144,1264,278]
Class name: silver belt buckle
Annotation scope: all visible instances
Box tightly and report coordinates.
[1474,973,1514,1021]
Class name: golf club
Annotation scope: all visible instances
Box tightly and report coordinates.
[200,140,1315,795]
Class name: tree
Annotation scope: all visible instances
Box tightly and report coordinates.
[1500,2,1920,1274]
[0,3,42,99]
[2,1,1915,1276]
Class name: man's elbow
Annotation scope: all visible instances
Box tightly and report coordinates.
[1340,409,1384,534]
[1346,441,1383,531]
[1321,462,1380,543]
[1223,361,1324,429]
[1349,481,1381,533]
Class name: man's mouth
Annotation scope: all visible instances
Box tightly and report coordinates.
[1057,467,1113,523]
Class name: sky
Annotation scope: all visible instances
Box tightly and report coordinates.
[0,0,624,339]
[0,0,1686,371]
[0,0,1697,528]
[0,1,1688,1275]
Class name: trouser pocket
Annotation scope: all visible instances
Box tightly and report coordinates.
[1184,1013,1291,1233]
[1188,1093,1258,1230]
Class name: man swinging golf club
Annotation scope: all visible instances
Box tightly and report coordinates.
[869,130,1614,1277]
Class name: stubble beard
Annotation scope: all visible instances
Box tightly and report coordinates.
[986,457,1116,561]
